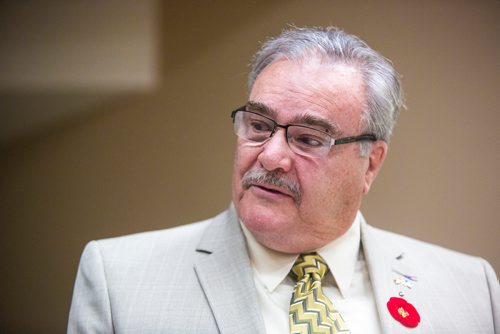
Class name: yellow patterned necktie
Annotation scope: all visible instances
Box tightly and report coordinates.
[289,253,350,334]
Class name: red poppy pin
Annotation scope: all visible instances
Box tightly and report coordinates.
[387,297,420,328]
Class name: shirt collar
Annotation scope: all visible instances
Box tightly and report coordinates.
[241,212,361,298]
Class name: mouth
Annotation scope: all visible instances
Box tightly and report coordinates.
[250,183,293,198]
[241,169,302,205]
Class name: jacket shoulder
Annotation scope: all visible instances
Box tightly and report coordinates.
[366,223,487,264]
[82,214,221,271]
[98,218,210,250]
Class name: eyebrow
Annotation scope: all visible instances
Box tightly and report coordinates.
[246,100,342,135]
[292,114,341,135]
[246,101,277,117]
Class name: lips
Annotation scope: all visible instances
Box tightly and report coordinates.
[252,183,291,197]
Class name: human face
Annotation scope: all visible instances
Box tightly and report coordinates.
[232,58,386,253]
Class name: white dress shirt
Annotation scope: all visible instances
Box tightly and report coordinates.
[241,212,382,334]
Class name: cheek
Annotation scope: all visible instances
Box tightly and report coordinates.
[306,171,340,205]
[300,159,362,209]
[234,146,254,175]
[322,164,365,206]
[232,146,259,193]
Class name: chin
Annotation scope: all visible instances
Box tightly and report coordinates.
[240,207,280,233]
[237,200,292,234]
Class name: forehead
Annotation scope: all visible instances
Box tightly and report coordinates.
[249,59,366,132]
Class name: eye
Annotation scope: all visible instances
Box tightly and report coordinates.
[294,134,325,147]
[249,119,273,132]
[289,126,330,150]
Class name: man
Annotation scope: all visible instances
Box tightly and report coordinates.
[68,26,499,333]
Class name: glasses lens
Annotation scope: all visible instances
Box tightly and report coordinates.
[234,111,274,142]
[287,125,331,157]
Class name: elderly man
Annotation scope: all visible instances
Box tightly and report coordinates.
[68,26,499,333]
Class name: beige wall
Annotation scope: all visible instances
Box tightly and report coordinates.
[0,1,499,332]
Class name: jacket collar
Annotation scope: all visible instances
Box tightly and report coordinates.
[194,205,266,334]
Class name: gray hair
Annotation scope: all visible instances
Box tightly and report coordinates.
[248,26,404,155]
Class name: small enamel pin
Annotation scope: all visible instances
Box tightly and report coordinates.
[394,277,414,289]
[387,297,420,328]
[392,269,418,282]
[392,269,417,295]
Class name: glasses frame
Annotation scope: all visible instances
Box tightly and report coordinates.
[231,106,377,153]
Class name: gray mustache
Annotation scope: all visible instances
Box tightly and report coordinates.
[241,169,302,205]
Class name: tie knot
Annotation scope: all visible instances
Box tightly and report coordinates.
[290,252,329,280]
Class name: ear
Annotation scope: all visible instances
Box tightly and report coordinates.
[363,141,388,194]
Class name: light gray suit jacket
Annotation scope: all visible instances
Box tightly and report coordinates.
[68,207,500,333]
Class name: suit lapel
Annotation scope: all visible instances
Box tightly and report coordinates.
[362,219,425,333]
[361,221,394,333]
[194,206,265,334]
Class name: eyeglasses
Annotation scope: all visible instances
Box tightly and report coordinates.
[231,107,377,159]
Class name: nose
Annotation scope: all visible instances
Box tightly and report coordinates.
[257,127,293,172]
